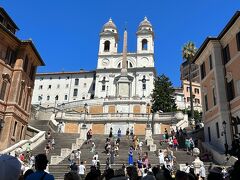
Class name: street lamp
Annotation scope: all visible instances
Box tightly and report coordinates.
[147,103,150,128]
[82,103,88,128]
[222,120,228,156]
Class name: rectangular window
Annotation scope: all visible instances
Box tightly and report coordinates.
[20,125,24,139]
[39,85,43,90]
[64,95,68,100]
[208,127,211,142]
[195,98,200,104]
[204,94,208,111]
[209,55,213,70]
[102,84,106,91]
[0,81,7,100]
[47,96,50,101]
[223,45,231,64]
[38,96,42,101]
[216,122,220,138]
[213,88,217,106]
[194,88,199,94]
[186,87,190,92]
[75,79,79,86]
[236,31,240,51]
[23,56,29,72]
[73,89,78,96]
[29,66,36,80]
[200,62,206,80]
[5,47,15,66]
[18,85,24,106]
[13,121,17,137]
[143,83,146,90]
[57,84,60,88]
[187,97,190,102]
[227,80,235,101]
[48,85,51,89]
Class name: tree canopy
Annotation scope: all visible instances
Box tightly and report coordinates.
[151,74,177,113]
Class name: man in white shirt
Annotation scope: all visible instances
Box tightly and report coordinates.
[78,161,86,180]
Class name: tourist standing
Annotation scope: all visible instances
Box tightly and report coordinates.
[185,138,190,152]
[173,137,179,151]
[164,128,169,140]
[118,128,121,138]
[90,142,96,153]
[109,127,113,138]
[128,147,134,165]
[110,148,115,165]
[158,150,164,166]
[26,154,54,180]
[126,128,130,136]
[75,149,81,165]
[78,161,85,180]
[69,151,75,165]
[130,127,134,137]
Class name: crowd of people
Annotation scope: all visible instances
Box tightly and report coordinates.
[1,127,240,180]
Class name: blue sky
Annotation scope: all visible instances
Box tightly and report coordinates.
[1,0,240,86]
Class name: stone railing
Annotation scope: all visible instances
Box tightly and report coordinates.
[0,126,45,156]
[50,127,87,165]
[56,111,184,123]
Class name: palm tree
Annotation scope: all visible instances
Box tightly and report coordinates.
[182,42,197,125]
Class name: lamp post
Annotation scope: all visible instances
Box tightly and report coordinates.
[82,103,88,128]
[222,121,228,156]
[147,103,150,128]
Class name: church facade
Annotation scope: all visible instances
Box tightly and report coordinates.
[32,18,185,135]
[32,17,155,106]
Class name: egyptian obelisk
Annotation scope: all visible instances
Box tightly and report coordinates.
[117,29,130,97]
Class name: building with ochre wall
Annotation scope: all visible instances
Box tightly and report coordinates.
[0,7,44,150]
[194,11,240,153]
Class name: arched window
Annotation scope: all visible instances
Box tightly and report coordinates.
[128,62,133,68]
[142,39,148,50]
[0,80,8,100]
[104,41,110,52]
[117,62,121,68]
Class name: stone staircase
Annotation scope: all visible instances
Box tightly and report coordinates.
[29,120,50,131]
[31,133,80,158]
[48,134,199,179]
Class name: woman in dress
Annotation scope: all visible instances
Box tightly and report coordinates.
[109,127,113,138]
[128,147,134,165]
[158,149,164,165]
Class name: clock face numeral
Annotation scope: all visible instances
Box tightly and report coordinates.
[102,59,109,66]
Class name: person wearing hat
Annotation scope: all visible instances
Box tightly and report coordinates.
[26,154,54,180]
[0,154,21,180]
